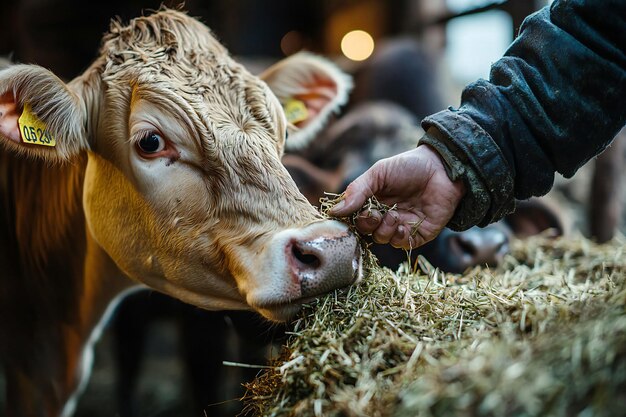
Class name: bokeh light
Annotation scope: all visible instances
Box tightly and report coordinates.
[341,30,374,61]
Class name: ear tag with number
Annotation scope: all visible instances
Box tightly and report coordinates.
[284,98,309,125]
[18,103,56,147]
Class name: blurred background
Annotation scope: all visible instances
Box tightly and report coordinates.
[0,0,554,103]
[1,1,624,416]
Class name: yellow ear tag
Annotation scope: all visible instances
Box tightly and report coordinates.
[284,98,309,125]
[18,103,56,147]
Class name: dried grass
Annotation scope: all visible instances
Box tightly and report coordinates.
[242,196,626,417]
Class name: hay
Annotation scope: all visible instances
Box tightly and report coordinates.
[242,197,626,417]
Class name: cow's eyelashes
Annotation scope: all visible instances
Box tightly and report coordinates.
[136,131,166,155]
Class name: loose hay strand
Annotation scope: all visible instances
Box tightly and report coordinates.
[243,199,626,417]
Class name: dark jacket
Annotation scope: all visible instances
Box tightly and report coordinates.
[420,0,626,230]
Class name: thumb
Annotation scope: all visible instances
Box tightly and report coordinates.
[329,173,375,217]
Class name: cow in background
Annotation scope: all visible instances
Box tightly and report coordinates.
[0,9,359,417]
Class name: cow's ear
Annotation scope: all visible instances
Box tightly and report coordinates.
[504,198,565,238]
[260,52,352,151]
[0,64,89,162]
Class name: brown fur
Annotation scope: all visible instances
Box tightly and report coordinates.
[2,152,86,271]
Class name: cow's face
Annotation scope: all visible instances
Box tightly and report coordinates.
[0,10,359,321]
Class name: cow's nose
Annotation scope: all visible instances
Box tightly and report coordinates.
[449,226,509,272]
[287,228,361,298]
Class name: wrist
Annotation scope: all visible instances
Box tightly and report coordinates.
[419,143,466,202]
[418,128,489,231]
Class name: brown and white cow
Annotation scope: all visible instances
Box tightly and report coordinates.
[0,9,360,417]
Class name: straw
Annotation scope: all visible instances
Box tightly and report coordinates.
[242,196,626,417]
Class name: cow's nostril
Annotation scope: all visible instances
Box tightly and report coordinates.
[456,236,477,256]
[292,244,321,268]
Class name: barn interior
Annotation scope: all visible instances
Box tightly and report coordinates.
[0,1,624,416]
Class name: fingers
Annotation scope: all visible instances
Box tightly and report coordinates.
[370,210,400,244]
[354,209,383,235]
[389,225,410,249]
[354,210,417,250]
[371,213,419,250]
[358,210,429,250]
[329,171,375,217]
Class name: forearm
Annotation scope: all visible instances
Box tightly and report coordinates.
[422,0,626,229]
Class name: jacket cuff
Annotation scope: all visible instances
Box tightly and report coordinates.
[420,111,516,228]
[418,129,488,231]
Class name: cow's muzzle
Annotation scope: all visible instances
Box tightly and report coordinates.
[248,220,363,322]
[286,225,362,299]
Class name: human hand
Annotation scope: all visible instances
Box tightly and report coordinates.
[329,145,465,249]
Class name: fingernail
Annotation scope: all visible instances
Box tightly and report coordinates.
[330,200,345,213]
[366,216,379,226]
[384,211,399,226]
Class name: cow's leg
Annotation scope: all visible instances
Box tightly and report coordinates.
[112,292,152,417]
[180,309,230,416]
[590,129,625,243]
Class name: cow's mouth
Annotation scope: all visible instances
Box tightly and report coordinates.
[252,268,362,321]
[246,220,363,322]
[255,303,305,323]
[255,294,325,310]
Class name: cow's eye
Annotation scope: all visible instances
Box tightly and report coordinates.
[137,132,165,154]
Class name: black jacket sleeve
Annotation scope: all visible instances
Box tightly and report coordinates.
[419,0,626,230]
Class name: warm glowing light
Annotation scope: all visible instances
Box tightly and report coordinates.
[341,30,375,61]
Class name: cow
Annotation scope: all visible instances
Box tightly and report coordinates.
[0,9,360,417]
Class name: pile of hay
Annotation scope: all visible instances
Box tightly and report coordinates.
[242,199,626,417]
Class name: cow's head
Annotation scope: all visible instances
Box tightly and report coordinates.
[0,9,359,321]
